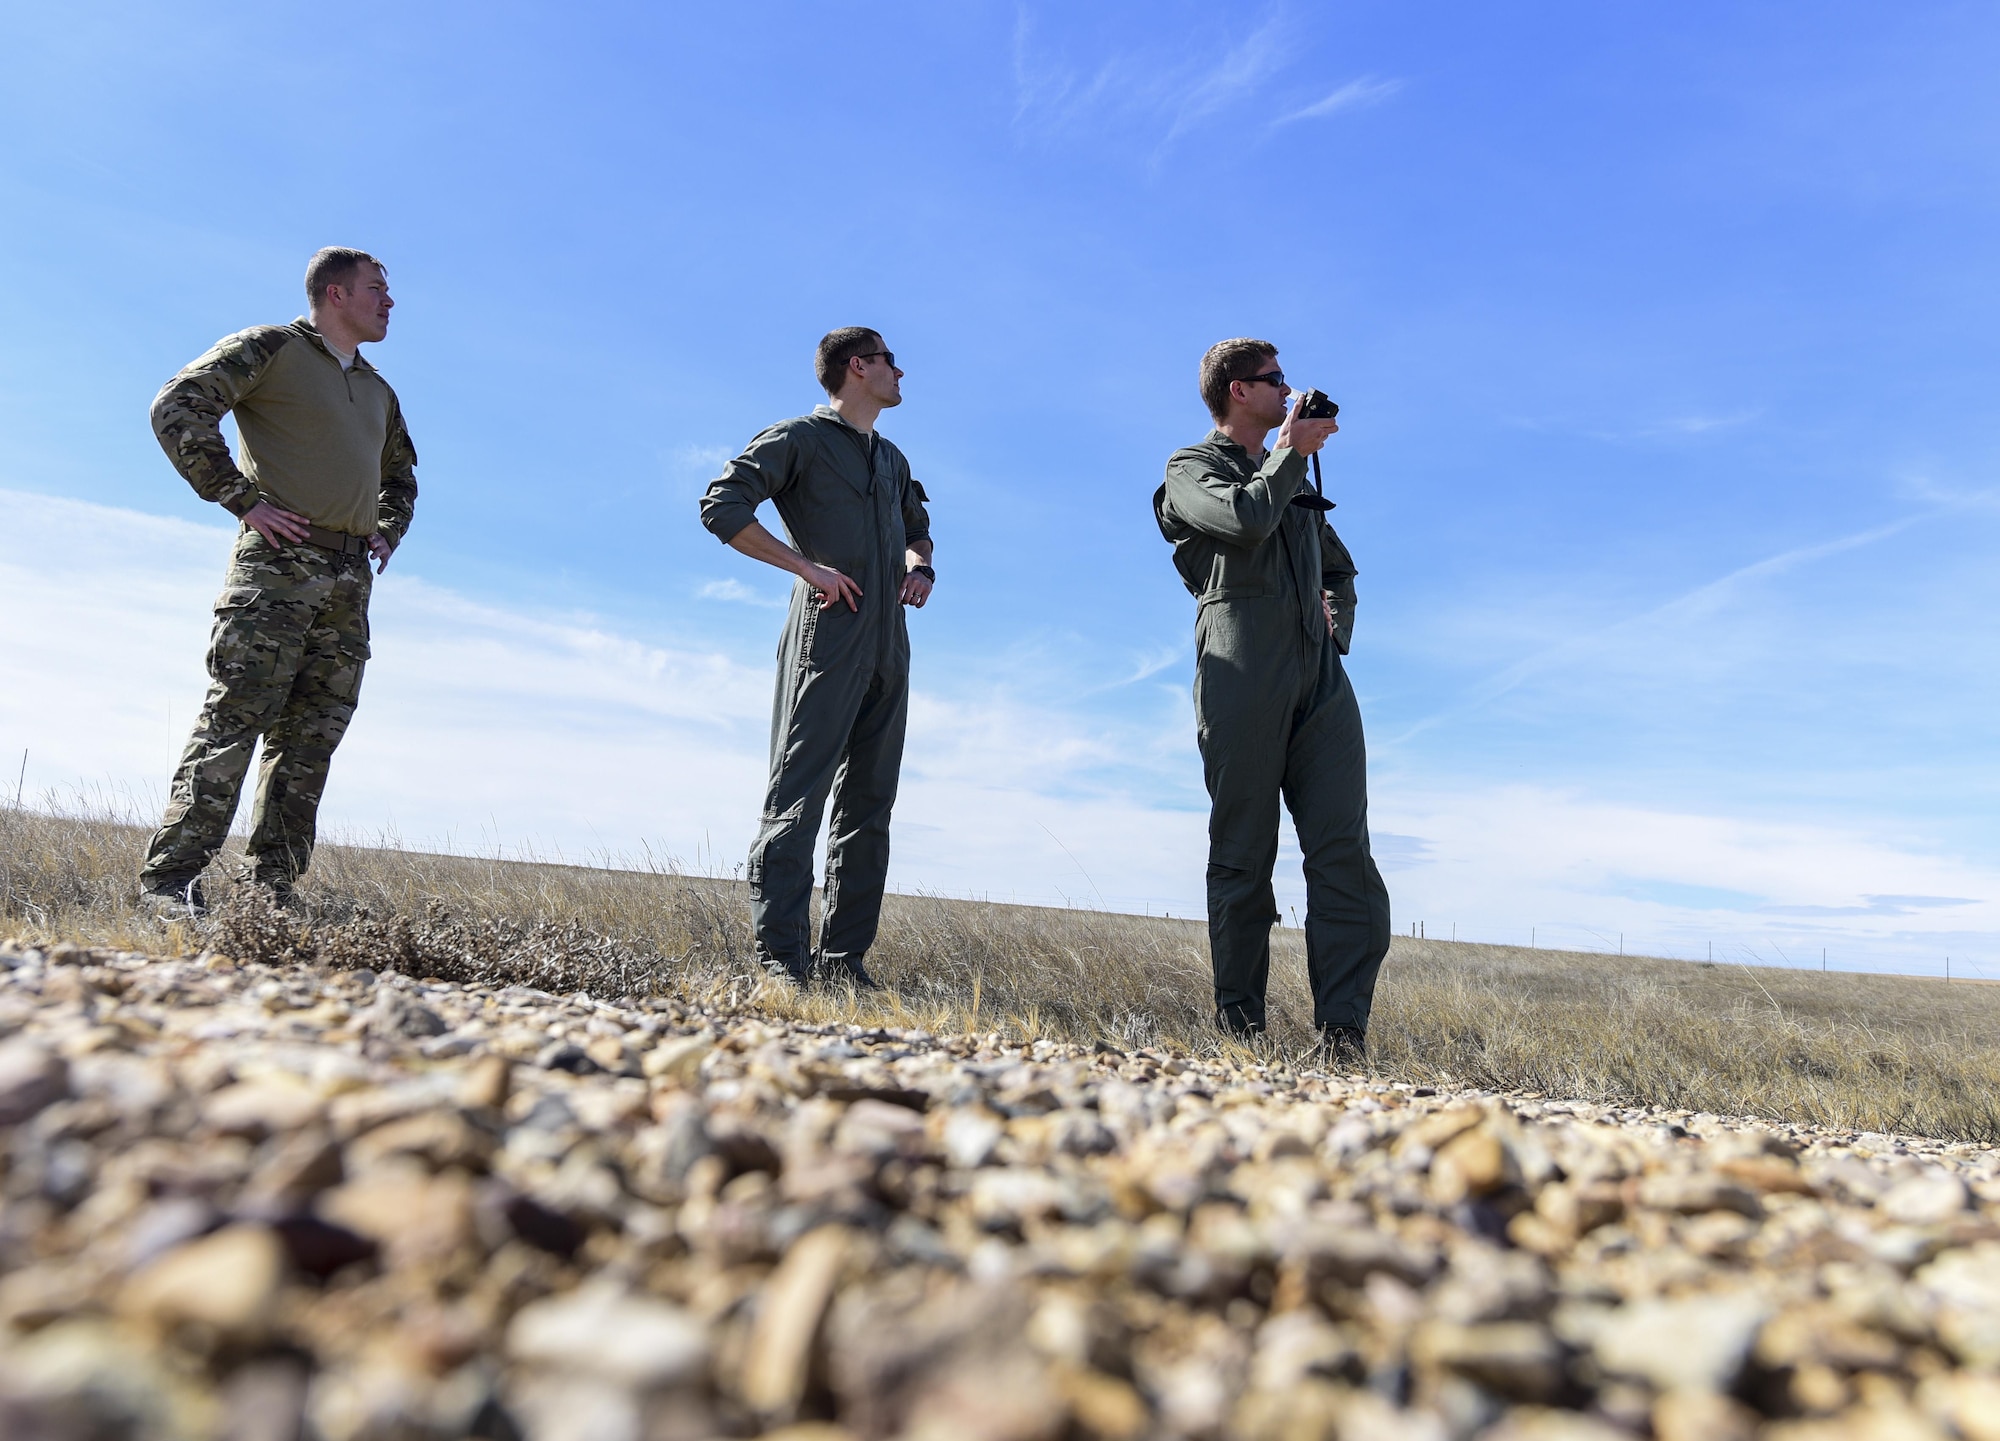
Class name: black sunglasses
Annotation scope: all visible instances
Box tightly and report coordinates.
[855,350,898,369]
[1237,369,1286,389]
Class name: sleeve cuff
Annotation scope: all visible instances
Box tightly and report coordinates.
[706,509,755,545]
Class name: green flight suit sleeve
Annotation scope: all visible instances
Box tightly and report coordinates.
[1320,521,1358,655]
[376,390,419,549]
[1162,445,1309,547]
[149,326,291,518]
[699,423,804,545]
[902,475,931,549]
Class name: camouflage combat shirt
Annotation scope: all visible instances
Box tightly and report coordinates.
[1154,431,1359,655]
[150,319,418,544]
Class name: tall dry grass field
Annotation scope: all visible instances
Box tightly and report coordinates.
[6,801,2000,1141]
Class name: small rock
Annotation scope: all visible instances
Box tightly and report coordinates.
[642,1035,713,1084]
[458,1053,513,1110]
[1915,1373,2000,1441]
[1249,1310,1355,1392]
[202,1078,325,1139]
[320,1170,477,1268]
[1634,1172,1761,1218]
[268,1214,378,1279]
[536,1041,597,1074]
[742,1226,853,1417]
[121,1225,286,1336]
[347,1109,494,1173]
[366,990,447,1040]
[1917,1242,2000,1367]
[1480,1408,1630,1441]
[0,1038,68,1125]
[1652,1389,1758,1441]
[1411,1320,1565,1401]
[478,1182,588,1259]
[833,1098,928,1160]
[1592,1291,1770,1392]
[1430,1127,1512,1204]
[219,1354,311,1441]
[1055,1367,1147,1439]
[241,1130,345,1209]
[123,1197,223,1269]
[508,1278,709,1389]
[939,1106,1005,1169]
[1881,1169,1969,1226]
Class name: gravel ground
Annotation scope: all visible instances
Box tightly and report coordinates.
[5,940,2000,1441]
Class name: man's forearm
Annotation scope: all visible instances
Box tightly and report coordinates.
[726,519,812,579]
[907,537,934,569]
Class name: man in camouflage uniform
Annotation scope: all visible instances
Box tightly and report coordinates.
[1155,338,1390,1063]
[699,328,934,989]
[138,247,417,915]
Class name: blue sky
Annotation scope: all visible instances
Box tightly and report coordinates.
[5,2,2000,973]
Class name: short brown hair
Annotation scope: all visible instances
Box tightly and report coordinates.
[1199,337,1278,422]
[305,247,382,305]
[815,327,883,395]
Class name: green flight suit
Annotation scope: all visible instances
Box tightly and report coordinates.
[1154,431,1390,1035]
[699,405,932,979]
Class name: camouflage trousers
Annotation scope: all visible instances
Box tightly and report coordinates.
[140,529,372,893]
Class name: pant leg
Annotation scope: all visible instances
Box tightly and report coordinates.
[749,606,874,971]
[1284,642,1392,1032]
[1192,603,1298,1032]
[817,666,909,968]
[140,534,327,891]
[246,555,371,889]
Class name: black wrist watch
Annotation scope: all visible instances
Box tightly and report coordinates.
[912,564,936,583]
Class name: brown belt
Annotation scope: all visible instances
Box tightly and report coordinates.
[302,525,371,557]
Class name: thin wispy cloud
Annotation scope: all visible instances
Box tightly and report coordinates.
[697,577,786,608]
[1157,12,1291,151]
[1010,4,1298,162]
[1507,408,1762,443]
[1273,75,1403,128]
[1652,410,1758,436]
[1387,509,1936,745]
[1105,644,1183,687]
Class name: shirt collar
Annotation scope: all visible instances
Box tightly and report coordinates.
[1206,428,1266,465]
[294,317,376,372]
[814,403,873,437]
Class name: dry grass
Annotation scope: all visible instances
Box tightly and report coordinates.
[7,800,2000,1141]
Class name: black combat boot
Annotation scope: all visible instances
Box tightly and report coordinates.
[814,951,882,992]
[1317,1024,1368,1071]
[1217,1001,1266,1039]
[139,875,209,920]
[755,945,812,988]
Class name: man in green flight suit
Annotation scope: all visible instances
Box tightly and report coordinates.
[699,328,935,988]
[1154,338,1390,1061]
[138,247,417,916]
